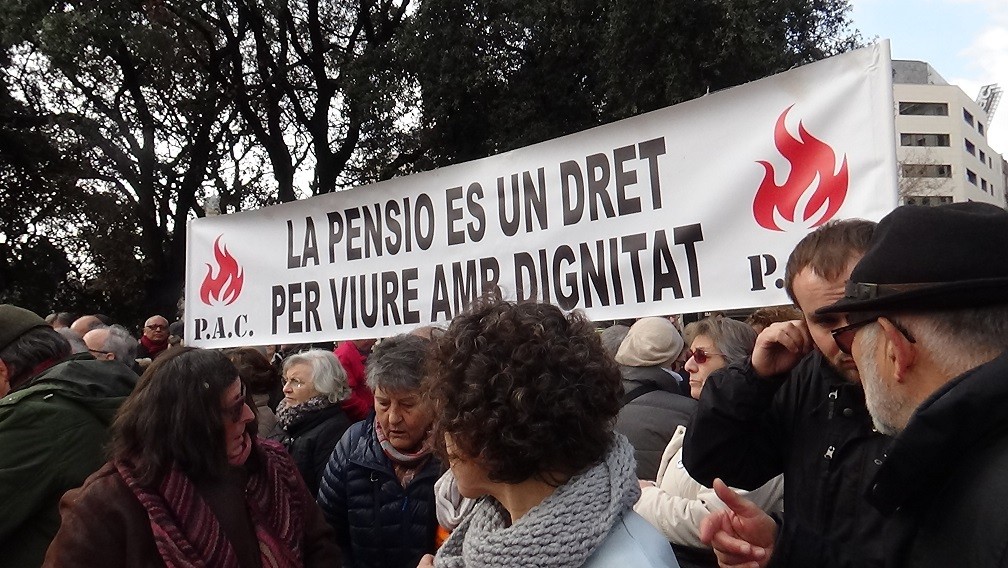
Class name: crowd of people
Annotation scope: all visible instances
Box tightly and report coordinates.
[2,201,1008,568]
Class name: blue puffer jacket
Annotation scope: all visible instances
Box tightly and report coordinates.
[317,418,441,568]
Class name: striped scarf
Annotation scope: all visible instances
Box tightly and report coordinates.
[115,439,305,568]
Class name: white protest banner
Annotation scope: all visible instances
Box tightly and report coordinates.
[185,42,897,347]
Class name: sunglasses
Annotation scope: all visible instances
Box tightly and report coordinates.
[688,347,724,364]
[831,316,917,355]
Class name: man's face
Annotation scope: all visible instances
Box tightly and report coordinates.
[792,260,861,383]
[852,322,910,435]
[143,316,169,342]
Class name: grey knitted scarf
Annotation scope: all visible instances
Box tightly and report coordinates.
[434,433,640,568]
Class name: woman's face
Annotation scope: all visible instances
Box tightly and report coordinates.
[282,362,319,406]
[374,386,432,453]
[444,433,491,499]
[221,378,255,466]
[685,334,727,400]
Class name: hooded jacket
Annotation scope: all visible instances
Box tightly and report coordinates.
[615,365,696,480]
[317,418,441,568]
[0,357,137,568]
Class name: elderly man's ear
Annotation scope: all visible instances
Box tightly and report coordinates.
[879,318,916,383]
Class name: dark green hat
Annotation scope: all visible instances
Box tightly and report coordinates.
[0,304,48,352]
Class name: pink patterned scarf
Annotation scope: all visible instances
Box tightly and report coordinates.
[115,439,305,568]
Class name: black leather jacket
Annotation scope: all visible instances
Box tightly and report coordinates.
[317,418,441,568]
[269,404,350,496]
[682,351,891,567]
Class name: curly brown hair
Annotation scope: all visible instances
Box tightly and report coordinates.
[424,297,623,485]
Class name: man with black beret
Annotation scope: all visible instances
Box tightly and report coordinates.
[0,304,137,567]
[701,202,1008,568]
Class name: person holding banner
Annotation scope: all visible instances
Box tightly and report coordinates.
[43,347,339,568]
[420,297,679,568]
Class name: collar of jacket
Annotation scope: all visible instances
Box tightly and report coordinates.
[867,350,1008,514]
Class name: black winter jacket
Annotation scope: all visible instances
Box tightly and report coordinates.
[316,418,441,568]
[682,351,890,567]
[614,365,697,480]
[269,404,350,496]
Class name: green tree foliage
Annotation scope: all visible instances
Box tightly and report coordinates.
[407,0,861,167]
[0,0,861,320]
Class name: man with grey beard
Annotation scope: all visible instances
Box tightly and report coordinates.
[701,202,1008,568]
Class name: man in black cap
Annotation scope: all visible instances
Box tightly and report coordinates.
[0,304,137,567]
[701,202,1008,568]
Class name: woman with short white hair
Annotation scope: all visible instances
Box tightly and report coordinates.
[268,349,352,495]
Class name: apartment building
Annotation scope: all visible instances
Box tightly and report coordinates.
[893,60,1005,208]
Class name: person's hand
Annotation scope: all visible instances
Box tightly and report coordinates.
[639,479,656,490]
[750,320,813,379]
[417,554,435,568]
[700,479,777,568]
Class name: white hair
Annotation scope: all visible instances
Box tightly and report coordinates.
[283,349,350,403]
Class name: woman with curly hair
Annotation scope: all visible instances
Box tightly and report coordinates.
[268,349,352,495]
[43,347,339,567]
[420,298,679,568]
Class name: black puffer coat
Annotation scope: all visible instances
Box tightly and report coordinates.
[269,404,350,496]
[316,418,441,568]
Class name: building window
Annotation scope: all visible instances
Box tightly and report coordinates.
[964,109,975,126]
[979,122,985,136]
[967,169,978,185]
[902,164,953,178]
[900,133,950,147]
[965,139,976,155]
[980,149,987,164]
[906,195,953,206]
[982,179,989,191]
[899,102,949,116]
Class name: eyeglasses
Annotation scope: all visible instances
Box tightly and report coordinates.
[223,381,249,422]
[688,347,724,364]
[831,316,916,355]
[145,324,167,331]
[88,348,112,357]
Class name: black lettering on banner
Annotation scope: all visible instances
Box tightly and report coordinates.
[362,204,382,258]
[609,237,625,305]
[466,182,486,242]
[452,260,478,314]
[580,240,609,308]
[497,168,548,236]
[587,153,615,221]
[446,186,465,246]
[638,137,667,210]
[360,275,379,328]
[302,218,319,266]
[621,233,648,303]
[674,223,704,297]
[271,285,285,333]
[415,193,435,250]
[561,160,585,226]
[345,208,362,260]
[381,271,401,325]
[513,252,537,302]
[748,254,780,291]
[653,230,684,301]
[193,317,208,340]
[613,144,641,215]
[402,268,420,324]
[288,282,303,333]
[287,220,299,268]
[480,257,500,295]
[385,200,403,255]
[327,211,344,263]
[271,282,321,334]
[430,265,451,321]
[330,277,350,329]
[552,244,578,310]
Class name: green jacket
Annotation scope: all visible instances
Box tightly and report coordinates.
[0,356,137,568]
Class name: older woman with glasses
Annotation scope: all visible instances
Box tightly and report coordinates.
[268,349,352,495]
[634,316,783,568]
[43,347,339,568]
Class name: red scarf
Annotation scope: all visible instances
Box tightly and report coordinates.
[115,439,305,568]
[140,334,169,357]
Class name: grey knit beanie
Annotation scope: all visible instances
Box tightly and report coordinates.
[614,317,684,367]
[0,304,48,352]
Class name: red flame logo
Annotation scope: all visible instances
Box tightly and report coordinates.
[753,106,849,231]
[200,236,244,306]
